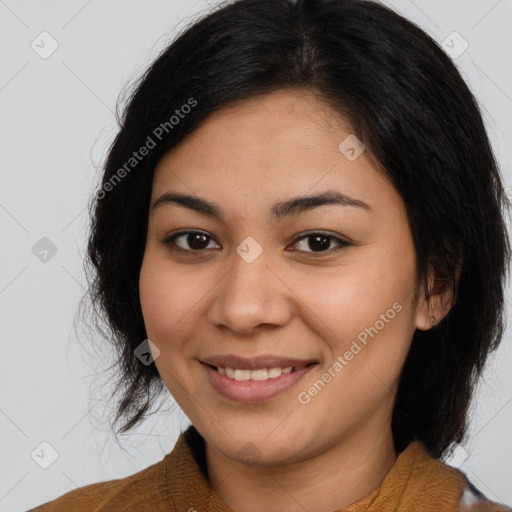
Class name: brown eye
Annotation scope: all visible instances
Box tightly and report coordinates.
[163,231,220,252]
[162,230,350,256]
[290,232,350,255]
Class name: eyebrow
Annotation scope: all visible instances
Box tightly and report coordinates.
[151,189,372,222]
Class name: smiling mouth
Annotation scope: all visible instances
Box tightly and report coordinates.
[206,363,316,381]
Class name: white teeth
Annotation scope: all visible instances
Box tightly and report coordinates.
[268,367,282,378]
[250,368,269,380]
[234,369,251,381]
[216,366,296,381]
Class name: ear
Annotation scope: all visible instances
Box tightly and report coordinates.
[415,264,462,331]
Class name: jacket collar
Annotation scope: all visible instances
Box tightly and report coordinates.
[164,426,467,512]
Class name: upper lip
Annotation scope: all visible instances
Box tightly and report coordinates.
[200,354,317,370]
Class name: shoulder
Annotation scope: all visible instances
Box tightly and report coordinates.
[26,453,172,512]
[396,442,511,511]
[26,426,209,512]
[457,481,512,512]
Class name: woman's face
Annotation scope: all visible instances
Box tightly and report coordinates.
[139,89,432,465]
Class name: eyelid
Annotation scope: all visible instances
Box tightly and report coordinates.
[162,230,220,251]
[288,230,351,254]
[161,229,351,255]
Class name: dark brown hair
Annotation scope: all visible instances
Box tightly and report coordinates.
[81,0,511,458]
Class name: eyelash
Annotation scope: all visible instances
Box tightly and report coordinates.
[161,230,351,256]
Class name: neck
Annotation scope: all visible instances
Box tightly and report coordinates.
[205,427,398,512]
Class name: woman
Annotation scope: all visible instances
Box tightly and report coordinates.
[29,0,511,510]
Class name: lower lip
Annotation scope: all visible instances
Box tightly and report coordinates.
[201,363,317,403]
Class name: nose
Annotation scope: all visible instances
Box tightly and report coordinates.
[207,247,294,335]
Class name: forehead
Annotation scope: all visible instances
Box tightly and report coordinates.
[151,89,402,220]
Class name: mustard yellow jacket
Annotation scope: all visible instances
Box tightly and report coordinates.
[27,426,511,512]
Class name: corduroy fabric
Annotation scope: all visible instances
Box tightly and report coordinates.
[28,426,511,512]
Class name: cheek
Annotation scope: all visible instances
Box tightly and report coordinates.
[300,244,417,369]
[138,253,209,401]
[139,252,200,344]
[300,259,407,336]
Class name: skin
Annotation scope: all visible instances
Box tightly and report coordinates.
[138,88,455,512]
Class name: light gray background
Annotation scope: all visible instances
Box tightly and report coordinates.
[0,1,511,510]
